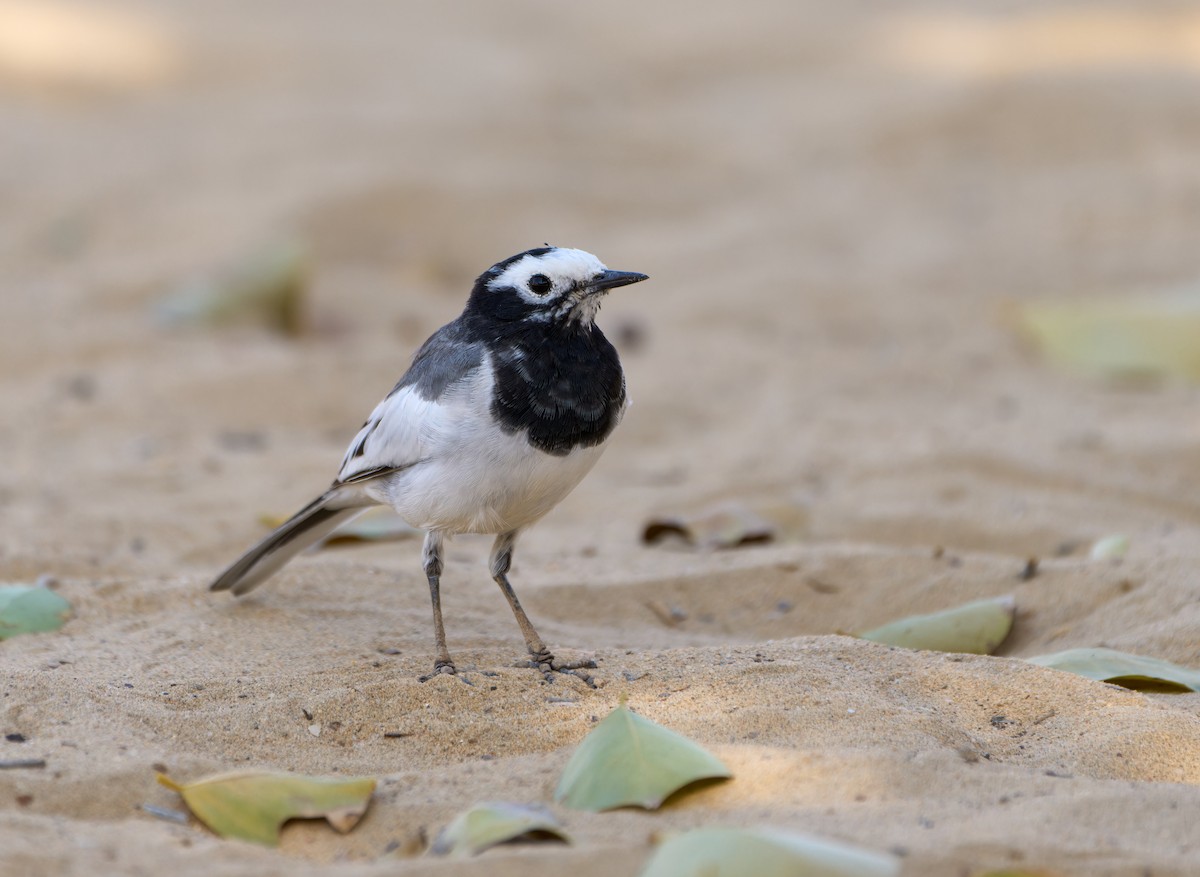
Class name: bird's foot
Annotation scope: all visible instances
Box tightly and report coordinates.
[418,659,463,683]
[523,647,597,687]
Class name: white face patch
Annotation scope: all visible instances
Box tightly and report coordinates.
[553,291,602,325]
[487,247,608,311]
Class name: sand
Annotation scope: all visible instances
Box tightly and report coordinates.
[4,1,1200,875]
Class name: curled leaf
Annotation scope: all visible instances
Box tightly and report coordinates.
[158,770,375,846]
[430,802,569,857]
[157,240,307,336]
[1016,290,1200,383]
[1026,648,1200,692]
[643,502,775,550]
[859,596,1015,655]
[0,583,72,640]
[640,827,900,877]
[555,704,730,812]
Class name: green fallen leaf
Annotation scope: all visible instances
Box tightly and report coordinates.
[321,507,420,546]
[158,770,375,846]
[1088,534,1129,560]
[0,583,72,640]
[1017,290,1200,383]
[555,704,731,811]
[257,507,419,548]
[430,801,569,857]
[1026,648,1200,692]
[859,596,1015,655]
[640,827,900,877]
[157,239,307,336]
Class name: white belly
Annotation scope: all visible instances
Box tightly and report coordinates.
[359,357,619,535]
[380,426,608,534]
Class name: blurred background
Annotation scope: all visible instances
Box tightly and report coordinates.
[3,0,1200,585]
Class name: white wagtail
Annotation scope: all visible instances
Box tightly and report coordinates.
[211,246,649,682]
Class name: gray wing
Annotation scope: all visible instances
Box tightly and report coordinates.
[389,320,484,403]
[335,321,484,485]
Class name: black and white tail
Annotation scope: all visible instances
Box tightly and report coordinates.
[210,492,367,596]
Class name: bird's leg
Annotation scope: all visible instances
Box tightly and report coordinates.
[418,531,457,681]
[490,532,596,685]
[488,532,547,660]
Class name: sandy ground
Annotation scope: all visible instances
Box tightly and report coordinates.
[5,1,1200,874]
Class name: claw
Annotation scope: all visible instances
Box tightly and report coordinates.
[418,660,459,683]
[525,648,598,687]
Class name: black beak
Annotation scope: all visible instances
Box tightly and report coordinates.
[592,269,649,292]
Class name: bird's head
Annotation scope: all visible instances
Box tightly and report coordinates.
[467,246,648,327]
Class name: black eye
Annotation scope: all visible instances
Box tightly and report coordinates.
[527,274,552,295]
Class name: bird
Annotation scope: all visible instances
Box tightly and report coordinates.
[210,246,649,683]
